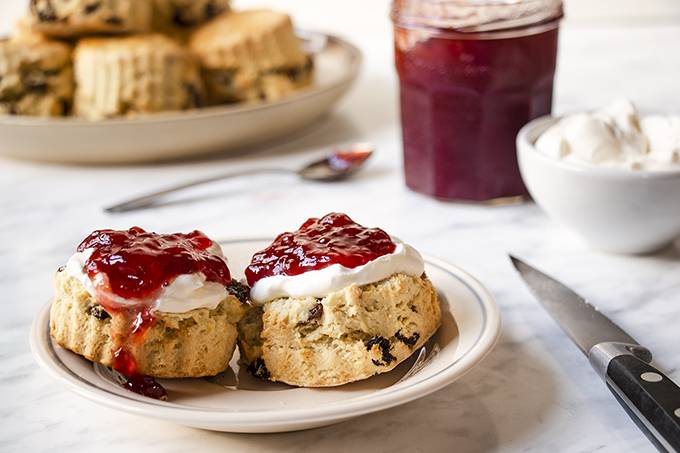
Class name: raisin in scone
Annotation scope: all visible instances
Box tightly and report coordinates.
[50,228,248,398]
[29,0,152,37]
[0,35,73,116]
[152,0,230,37]
[189,9,313,103]
[73,34,204,119]
[238,213,441,387]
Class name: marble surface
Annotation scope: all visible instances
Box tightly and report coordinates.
[2,1,680,452]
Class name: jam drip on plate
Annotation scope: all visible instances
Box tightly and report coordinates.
[114,347,167,400]
[77,227,232,400]
[246,212,396,285]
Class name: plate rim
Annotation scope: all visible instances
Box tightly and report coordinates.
[0,31,362,128]
[30,240,501,428]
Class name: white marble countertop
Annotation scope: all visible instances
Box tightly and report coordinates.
[2,1,680,452]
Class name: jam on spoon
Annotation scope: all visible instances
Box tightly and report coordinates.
[327,143,373,172]
[331,144,372,161]
[78,227,232,400]
[246,212,396,285]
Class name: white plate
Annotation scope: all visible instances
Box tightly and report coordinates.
[30,239,501,433]
[0,32,361,165]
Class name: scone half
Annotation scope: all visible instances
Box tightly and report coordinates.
[152,0,231,37]
[73,34,205,119]
[0,36,74,116]
[29,0,152,37]
[189,9,313,103]
[51,270,245,378]
[50,227,247,386]
[239,273,441,387]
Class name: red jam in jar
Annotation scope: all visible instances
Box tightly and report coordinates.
[246,213,396,285]
[392,0,562,201]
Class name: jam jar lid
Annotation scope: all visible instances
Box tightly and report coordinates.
[391,0,563,32]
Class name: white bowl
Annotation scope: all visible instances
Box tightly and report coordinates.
[517,116,680,254]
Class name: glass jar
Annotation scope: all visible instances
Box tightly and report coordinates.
[392,0,563,202]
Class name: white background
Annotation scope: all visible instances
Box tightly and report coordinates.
[2,1,680,452]
[4,0,680,31]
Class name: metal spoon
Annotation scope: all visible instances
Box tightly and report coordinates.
[104,143,374,213]
[395,343,441,385]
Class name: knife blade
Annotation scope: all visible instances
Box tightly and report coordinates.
[509,255,642,354]
[510,255,680,453]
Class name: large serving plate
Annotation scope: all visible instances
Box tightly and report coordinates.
[30,239,500,433]
[0,32,361,164]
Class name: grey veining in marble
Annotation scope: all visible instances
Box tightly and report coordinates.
[2,1,680,451]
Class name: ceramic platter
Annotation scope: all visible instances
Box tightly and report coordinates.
[0,32,361,164]
[30,239,501,433]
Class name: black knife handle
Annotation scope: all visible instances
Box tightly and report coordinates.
[607,354,680,452]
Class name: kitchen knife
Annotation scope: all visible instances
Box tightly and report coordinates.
[510,255,680,453]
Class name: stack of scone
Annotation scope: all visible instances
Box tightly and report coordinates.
[0,1,313,119]
[50,214,442,398]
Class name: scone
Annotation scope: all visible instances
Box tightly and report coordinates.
[0,35,73,116]
[152,0,230,37]
[50,227,248,398]
[73,34,204,119]
[238,212,441,387]
[29,0,152,37]
[189,9,313,103]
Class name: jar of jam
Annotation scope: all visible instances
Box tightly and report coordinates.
[392,0,563,202]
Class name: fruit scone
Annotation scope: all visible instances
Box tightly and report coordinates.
[152,0,231,38]
[238,213,441,387]
[0,34,73,116]
[28,0,152,37]
[73,34,204,119]
[189,9,314,104]
[51,227,248,399]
